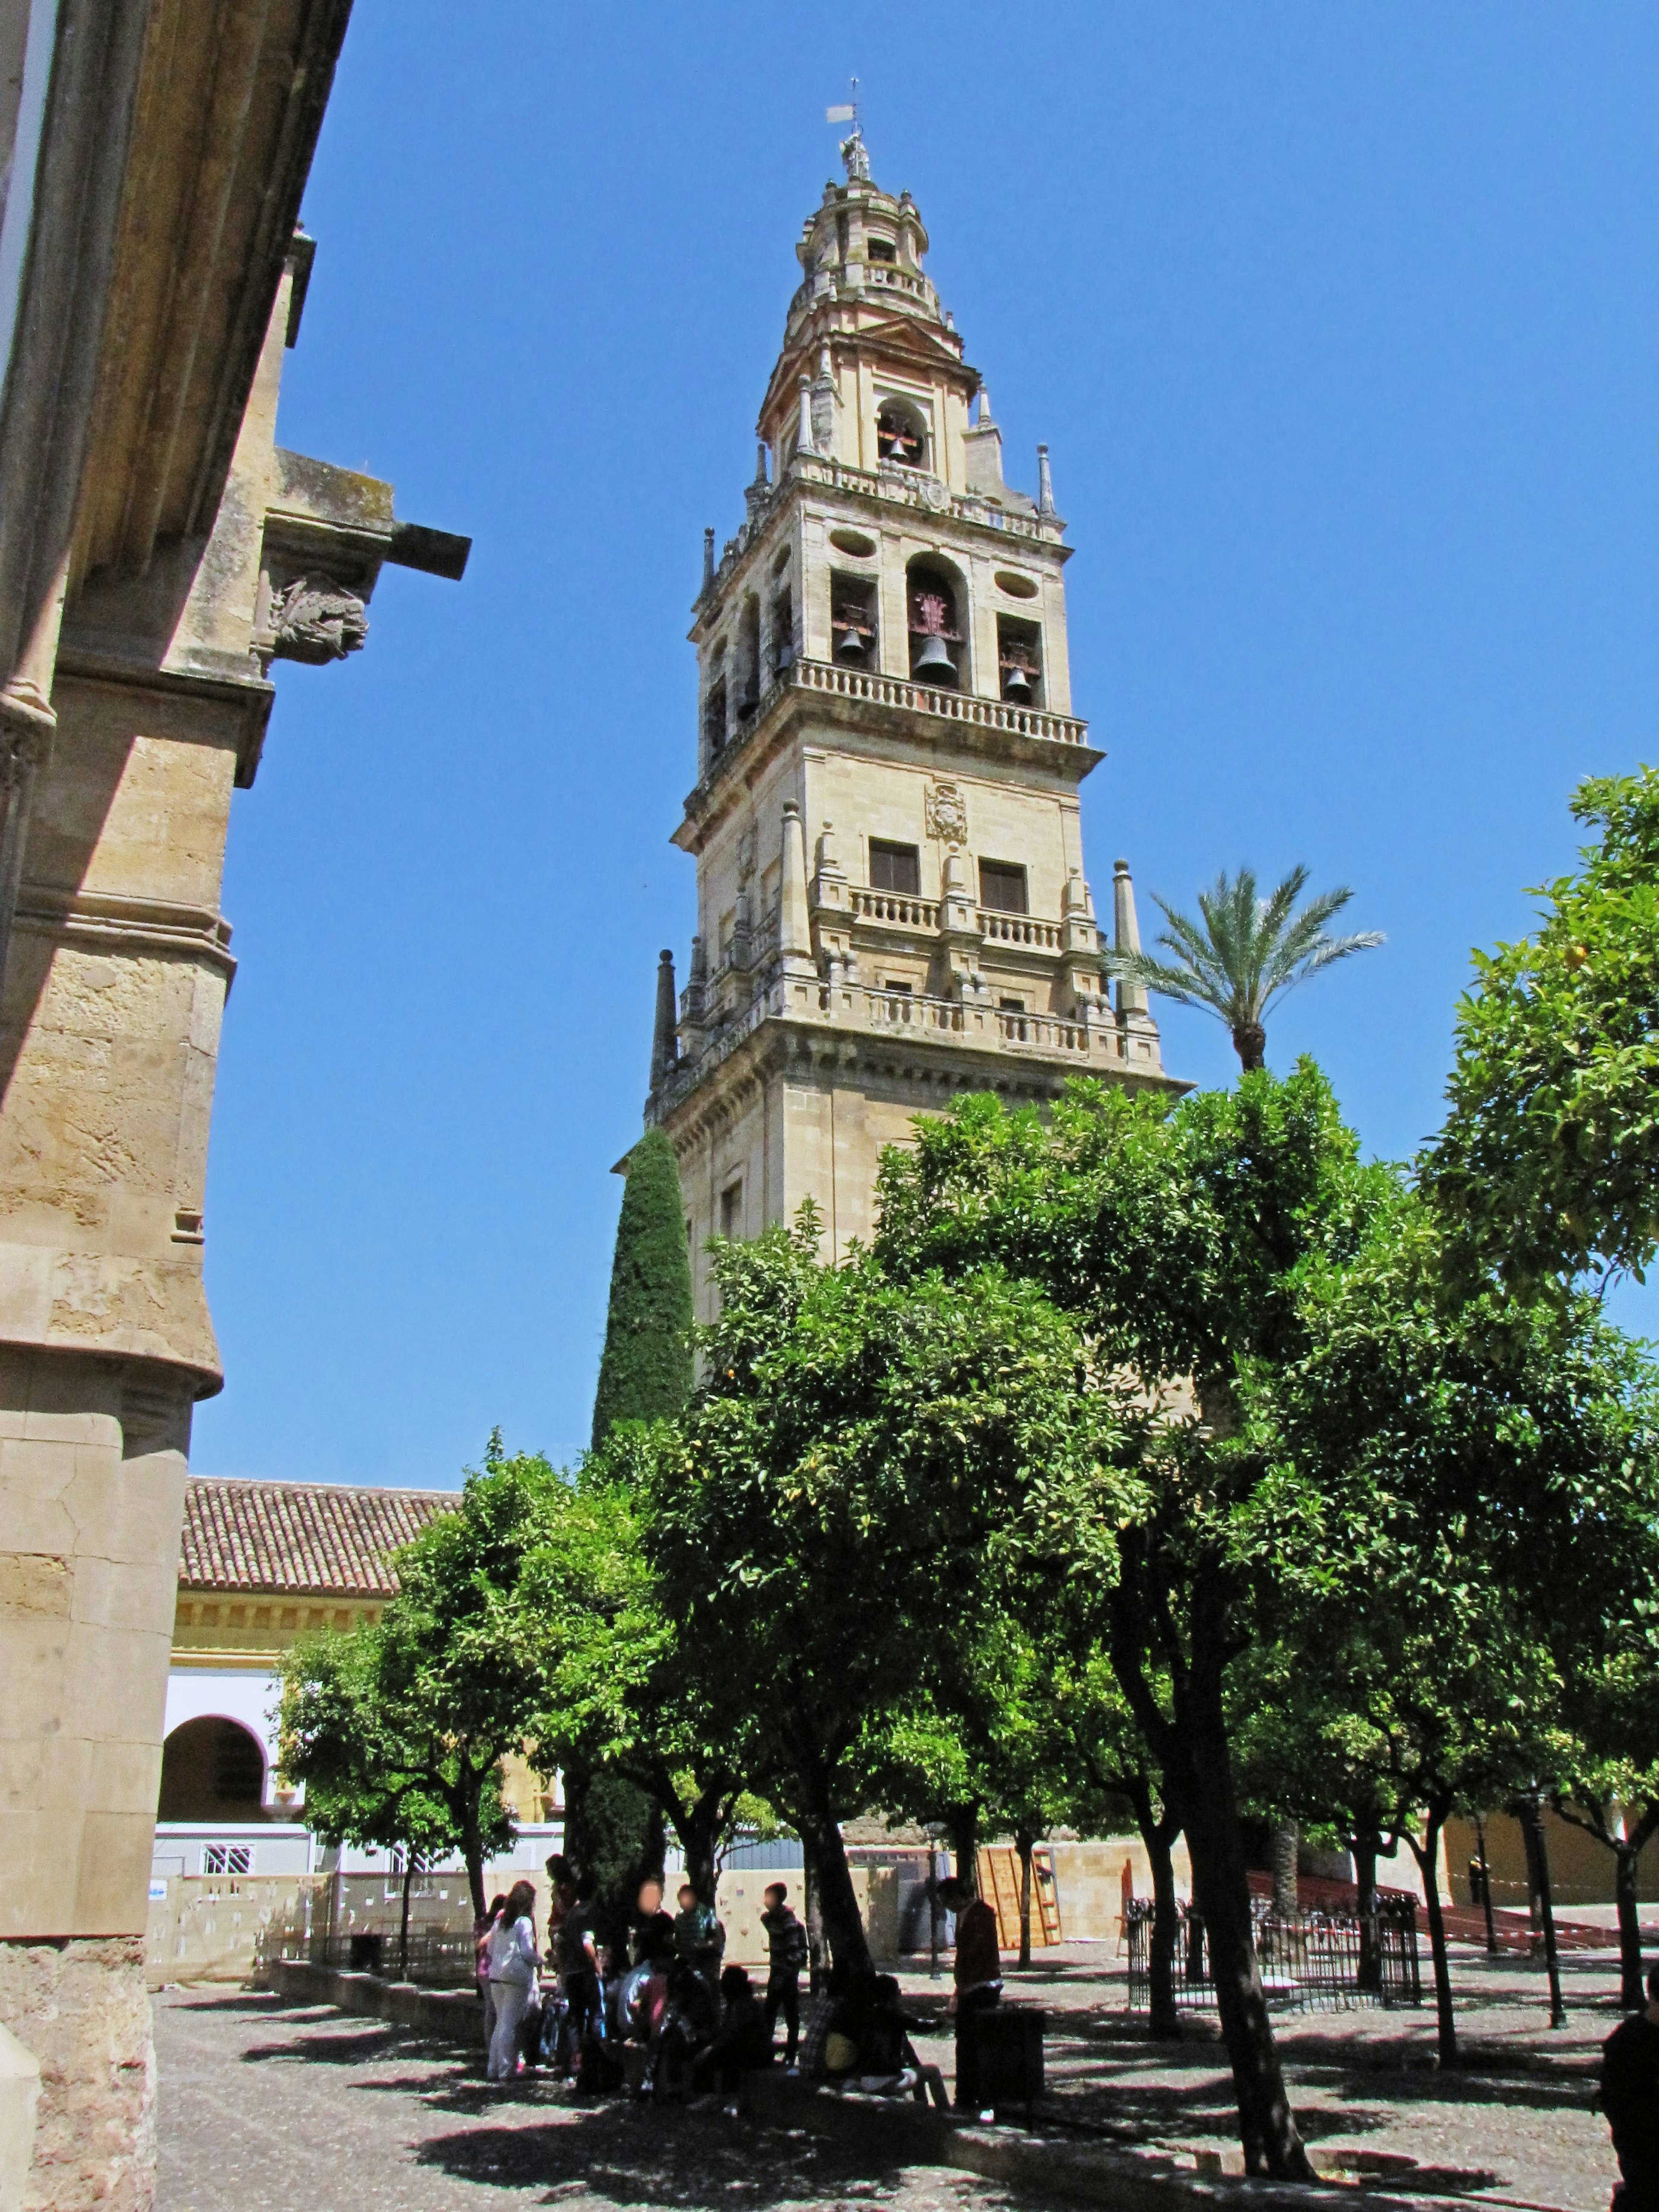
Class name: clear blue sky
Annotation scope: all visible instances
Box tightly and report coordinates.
[190,3,1659,1487]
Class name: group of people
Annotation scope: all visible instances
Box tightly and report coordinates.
[473,1859,824,2101]
[470,1856,986,2110]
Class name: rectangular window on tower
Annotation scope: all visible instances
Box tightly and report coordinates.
[720,1181,743,1239]
[979,860,1028,915]
[869,839,921,895]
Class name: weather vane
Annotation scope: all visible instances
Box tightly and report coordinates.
[825,77,868,180]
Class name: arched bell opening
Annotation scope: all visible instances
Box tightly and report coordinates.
[735,596,761,718]
[157,1714,269,1822]
[877,396,928,470]
[906,556,966,690]
[830,572,877,667]
[769,582,795,677]
[996,613,1044,707]
[703,652,728,761]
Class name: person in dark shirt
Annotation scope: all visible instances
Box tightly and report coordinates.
[760,1881,809,2066]
[556,1876,603,2074]
[936,1873,1002,2114]
[1602,1965,1659,2209]
[693,1964,773,2099]
[649,1958,720,2101]
[673,1880,723,1996]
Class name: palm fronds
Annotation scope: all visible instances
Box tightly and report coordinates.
[1103,864,1383,1070]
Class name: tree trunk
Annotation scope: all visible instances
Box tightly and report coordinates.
[1120,1770,1182,2039]
[1353,1833,1380,1994]
[1407,1815,1456,2066]
[1016,1828,1034,1970]
[559,1751,594,1888]
[1615,1843,1645,2012]
[802,1840,826,1991]
[1271,1821,1298,1916]
[1520,1797,1567,2028]
[798,1805,871,1974]
[1182,1752,1309,2175]
[639,1796,668,1888]
[1232,1022,1267,1071]
[647,1760,728,1902]
[460,1778,487,1922]
[676,1793,720,1904]
[950,1804,980,1896]
[1475,1817,1498,1953]
[1109,1542,1307,2178]
[399,1856,414,1980]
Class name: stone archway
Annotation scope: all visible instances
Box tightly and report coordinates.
[156,1715,267,1821]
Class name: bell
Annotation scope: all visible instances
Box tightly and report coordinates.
[912,630,955,679]
[1001,661,1033,702]
[835,625,867,661]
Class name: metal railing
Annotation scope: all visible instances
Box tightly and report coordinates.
[1126,1897,1421,2015]
[268,1927,482,1988]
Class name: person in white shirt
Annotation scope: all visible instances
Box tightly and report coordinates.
[485,1880,540,2082]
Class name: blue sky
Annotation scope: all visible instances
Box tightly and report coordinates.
[191,3,1659,1487]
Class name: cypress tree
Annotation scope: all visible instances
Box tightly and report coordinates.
[591,1127,693,1447]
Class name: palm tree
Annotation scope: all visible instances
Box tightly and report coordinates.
[1106,864,1382,1072]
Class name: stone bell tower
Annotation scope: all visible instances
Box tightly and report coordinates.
[645,132,1176,1314]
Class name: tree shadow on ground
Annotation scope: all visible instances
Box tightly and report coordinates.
[413,2106,925,2209]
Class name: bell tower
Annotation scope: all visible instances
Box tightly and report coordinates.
[646,132,1176,1313]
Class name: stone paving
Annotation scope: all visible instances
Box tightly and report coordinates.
[153,1990,1042,2212]
[154,1938,1633,2212]
[920,1942,1626,2212]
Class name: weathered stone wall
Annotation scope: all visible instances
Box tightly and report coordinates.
[0,1940,152,2212]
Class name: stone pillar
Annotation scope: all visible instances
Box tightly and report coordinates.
[0,1351,191,2212]
[649,949,678,1090]
[779,803,815,984]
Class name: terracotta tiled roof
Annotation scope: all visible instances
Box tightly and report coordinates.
[179,1475,458,1596]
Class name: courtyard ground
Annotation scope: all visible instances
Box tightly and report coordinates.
[154,1938,1634,2212]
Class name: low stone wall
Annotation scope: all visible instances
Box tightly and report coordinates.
[270,1960,483,2041]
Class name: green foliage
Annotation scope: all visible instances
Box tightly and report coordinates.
[276,1624,515,1873]
[1103,864,1382,1070]
[878,1058,1378,1391]
[280,1442,565,1914]
[592,1128,694,1447]
[1427,766,1659,1294]
[633,1205,1125,1963]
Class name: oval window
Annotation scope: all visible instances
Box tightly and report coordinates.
[830,528,877,559]
[995,569,1039,600]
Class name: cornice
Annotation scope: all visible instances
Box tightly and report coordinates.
[13,886,237,984]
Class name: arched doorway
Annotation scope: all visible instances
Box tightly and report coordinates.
[156,1715,267,1821]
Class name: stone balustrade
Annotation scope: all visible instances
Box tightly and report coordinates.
[978,910,1063,949]
[792,656,1089,746]
[850,888,940,929]
[860,987,1093,1055]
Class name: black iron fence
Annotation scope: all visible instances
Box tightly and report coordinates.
[1127,1895,1421,2014]
[264,1928,481,1988]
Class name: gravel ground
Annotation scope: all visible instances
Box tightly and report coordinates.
[154,1938,1630,2212]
